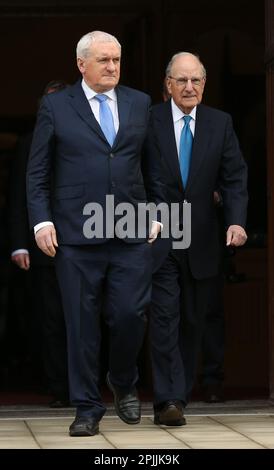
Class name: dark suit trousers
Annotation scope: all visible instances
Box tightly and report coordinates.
[55,239,152,420]
[30,266,68,398]
[201,273,225,386]
[150,249,213,406]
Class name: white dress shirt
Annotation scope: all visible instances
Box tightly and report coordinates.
[11,248,29,256]
[81,79,119,133]
[170,99,196,157]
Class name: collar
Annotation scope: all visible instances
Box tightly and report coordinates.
[171,98,196,123]
[81,78,117,101]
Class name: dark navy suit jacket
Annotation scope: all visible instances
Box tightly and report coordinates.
[147,100,248,279]
[27,80,165,244]
[10,132,54,266]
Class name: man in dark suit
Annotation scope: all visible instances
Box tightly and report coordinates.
[27,31,164,436]
[147,52,248,426]
[162,83,226,404]
[9,80,69,407]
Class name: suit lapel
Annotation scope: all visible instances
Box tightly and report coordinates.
[68,82,132,148]
[186,104,212,193]
[155,101,183,191]
[114,86,131,148]
[68,80,108,143]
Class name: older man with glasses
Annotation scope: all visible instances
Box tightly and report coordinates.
[147,52,248,426]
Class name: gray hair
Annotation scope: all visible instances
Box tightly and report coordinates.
[76,30,121,59]
[166,52,206,79]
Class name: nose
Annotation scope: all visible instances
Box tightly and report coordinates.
[185,79,194,91]
[107,60,116,71]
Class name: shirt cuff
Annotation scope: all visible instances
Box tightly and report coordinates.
[34,221,54,234]
[152,220,164,231]
[11,249,29,256]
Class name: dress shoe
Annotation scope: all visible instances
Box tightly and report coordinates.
[69,416,99,437]
[49,398,70,408]
[154,400,186,426]
[106,373,141,424]
[203,383,224,403]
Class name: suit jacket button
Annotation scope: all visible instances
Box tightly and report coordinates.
[110,153,114,158]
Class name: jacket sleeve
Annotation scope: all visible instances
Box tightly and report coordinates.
[218,113,248,228]
[26,96,55,229]
[9,133,32,250]
[142,106,167,212]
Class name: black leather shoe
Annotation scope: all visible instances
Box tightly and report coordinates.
[106,373,141,424]
[203,384,224,403]
[154,400,186,426]
[69,416,99,436]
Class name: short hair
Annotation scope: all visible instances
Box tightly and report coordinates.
[43,80,67,95]
[76,31,121,59]
[165,52,207,79]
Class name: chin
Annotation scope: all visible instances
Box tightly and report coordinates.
[183,100,196,107]
[105,79,117,86]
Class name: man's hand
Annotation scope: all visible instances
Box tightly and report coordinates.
[148,221,162,244]
[35,225,58,257]
[11,253,30,270]
[226,225,247,247]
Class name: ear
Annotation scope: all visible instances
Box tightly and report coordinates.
[166,77,172,95]
[77,57,85,74]
[201,77,206,93]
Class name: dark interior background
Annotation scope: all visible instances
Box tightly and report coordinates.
[0,0,267,402]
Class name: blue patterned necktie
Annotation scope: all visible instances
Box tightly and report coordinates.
[179,115,193,188]
[95,94,116,146]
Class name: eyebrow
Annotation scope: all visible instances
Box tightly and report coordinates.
[96,54,121,59]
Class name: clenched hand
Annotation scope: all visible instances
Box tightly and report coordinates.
[35,225,58,257]
[226,225,247,247]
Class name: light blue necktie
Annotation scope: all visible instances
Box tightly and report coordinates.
[179,115,193,188]
[95,94,116,146]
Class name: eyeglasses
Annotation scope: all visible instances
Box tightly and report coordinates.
[168,76,204,87]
